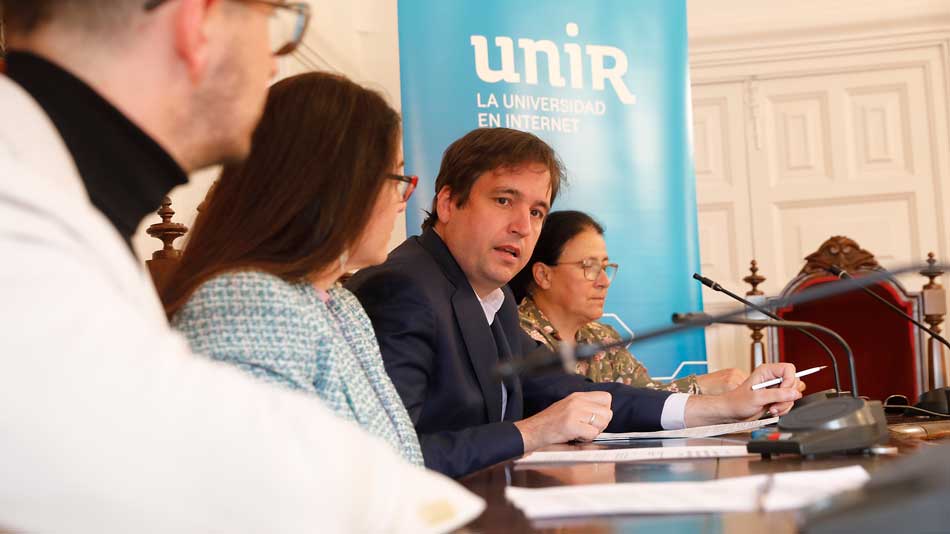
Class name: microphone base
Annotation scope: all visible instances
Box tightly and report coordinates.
[793,389,851,409]
[748,398,887,458]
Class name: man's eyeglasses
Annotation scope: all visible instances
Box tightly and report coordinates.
[552,259,619,282]
[387,174,418,202]
[144,0,311,57]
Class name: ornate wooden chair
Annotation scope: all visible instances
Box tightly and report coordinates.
[747,236,946,401]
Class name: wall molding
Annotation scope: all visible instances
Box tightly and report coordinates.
[690,28,950,267]
[691,27,950,74]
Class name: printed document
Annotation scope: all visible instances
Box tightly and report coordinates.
[594,417,779,441]
[506,465,869,518]
[516,445,755,464]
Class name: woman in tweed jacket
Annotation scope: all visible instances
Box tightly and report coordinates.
[160,73,423,465]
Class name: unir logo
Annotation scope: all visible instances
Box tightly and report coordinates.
[470,23,637,105]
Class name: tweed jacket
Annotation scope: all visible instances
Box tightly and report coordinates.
[173,270,424,465]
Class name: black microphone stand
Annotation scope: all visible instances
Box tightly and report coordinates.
[828,266,950,355]
[691,273,844,397]
[671,312,856,397]
[499,262,949,385]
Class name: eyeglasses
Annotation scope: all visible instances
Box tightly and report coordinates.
[144,0,311,57]
[387,174,419,202]
[552,259,619,282]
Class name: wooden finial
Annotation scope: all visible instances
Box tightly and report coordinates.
[146,196,188,260]
[743,260,768,368]
[921,252,944,289]
[744,260,766,296]
[920,252,948,390]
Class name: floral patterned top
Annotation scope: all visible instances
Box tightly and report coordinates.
[518,296,701,394]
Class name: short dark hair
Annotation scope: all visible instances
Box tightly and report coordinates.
[508,210,604,303]
[421,128,565,230]
[1,0,138,35]
[161,72,401,316]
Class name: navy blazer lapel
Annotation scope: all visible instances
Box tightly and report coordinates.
[494,289,525,421]
[490,318,522,421]
[420,229,503,423]
[451,289,503,423]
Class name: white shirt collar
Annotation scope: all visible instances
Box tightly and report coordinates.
[475,288,505,324]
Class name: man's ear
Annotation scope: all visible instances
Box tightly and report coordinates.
[435,186,454,225]
[172,0,218,83]
[532,262,552,290]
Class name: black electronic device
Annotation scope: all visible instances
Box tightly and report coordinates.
[747,397,888,458]
[916,387,950,415]
[794,388,849,409]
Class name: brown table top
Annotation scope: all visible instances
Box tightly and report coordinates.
[458,416,950,534]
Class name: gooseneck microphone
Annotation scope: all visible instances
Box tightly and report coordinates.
[497,262,949,383]
[827,266,950,354]
[691,273,844,397]
[671,312,857,397]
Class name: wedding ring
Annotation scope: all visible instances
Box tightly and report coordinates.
[587,413,597,426]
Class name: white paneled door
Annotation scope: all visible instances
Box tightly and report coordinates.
[691,35,950,372]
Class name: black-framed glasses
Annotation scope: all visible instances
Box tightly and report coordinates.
[552,259,619,282]
[387,174,418,202]
[144,0,311,57]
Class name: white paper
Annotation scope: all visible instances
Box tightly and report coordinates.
[594,417,779,441]
[506,465,869,519]
[516,445,756,464]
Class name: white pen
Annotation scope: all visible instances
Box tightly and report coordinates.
[751,365,826,391]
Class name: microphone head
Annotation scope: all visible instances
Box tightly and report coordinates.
[827,265,848,277]
[693,273,719,291]
[671,312,709,324]
[692,273,721,291]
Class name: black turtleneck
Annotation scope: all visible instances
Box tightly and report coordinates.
[5,51,188,251]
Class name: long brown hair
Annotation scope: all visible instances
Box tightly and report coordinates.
[161,72,400,317]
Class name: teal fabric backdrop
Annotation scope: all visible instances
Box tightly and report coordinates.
[397,0,707,377]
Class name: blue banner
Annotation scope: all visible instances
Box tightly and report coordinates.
[398,0,706,376]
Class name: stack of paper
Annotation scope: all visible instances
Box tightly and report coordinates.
[516,445,755,465]
[594,417,779,441]
[506,465,869,519]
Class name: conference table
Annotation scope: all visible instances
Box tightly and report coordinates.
[459,416,950,533]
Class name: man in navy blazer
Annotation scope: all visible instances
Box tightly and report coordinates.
[348,128,802,478]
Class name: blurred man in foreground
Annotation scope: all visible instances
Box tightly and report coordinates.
[0,1,482,531]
